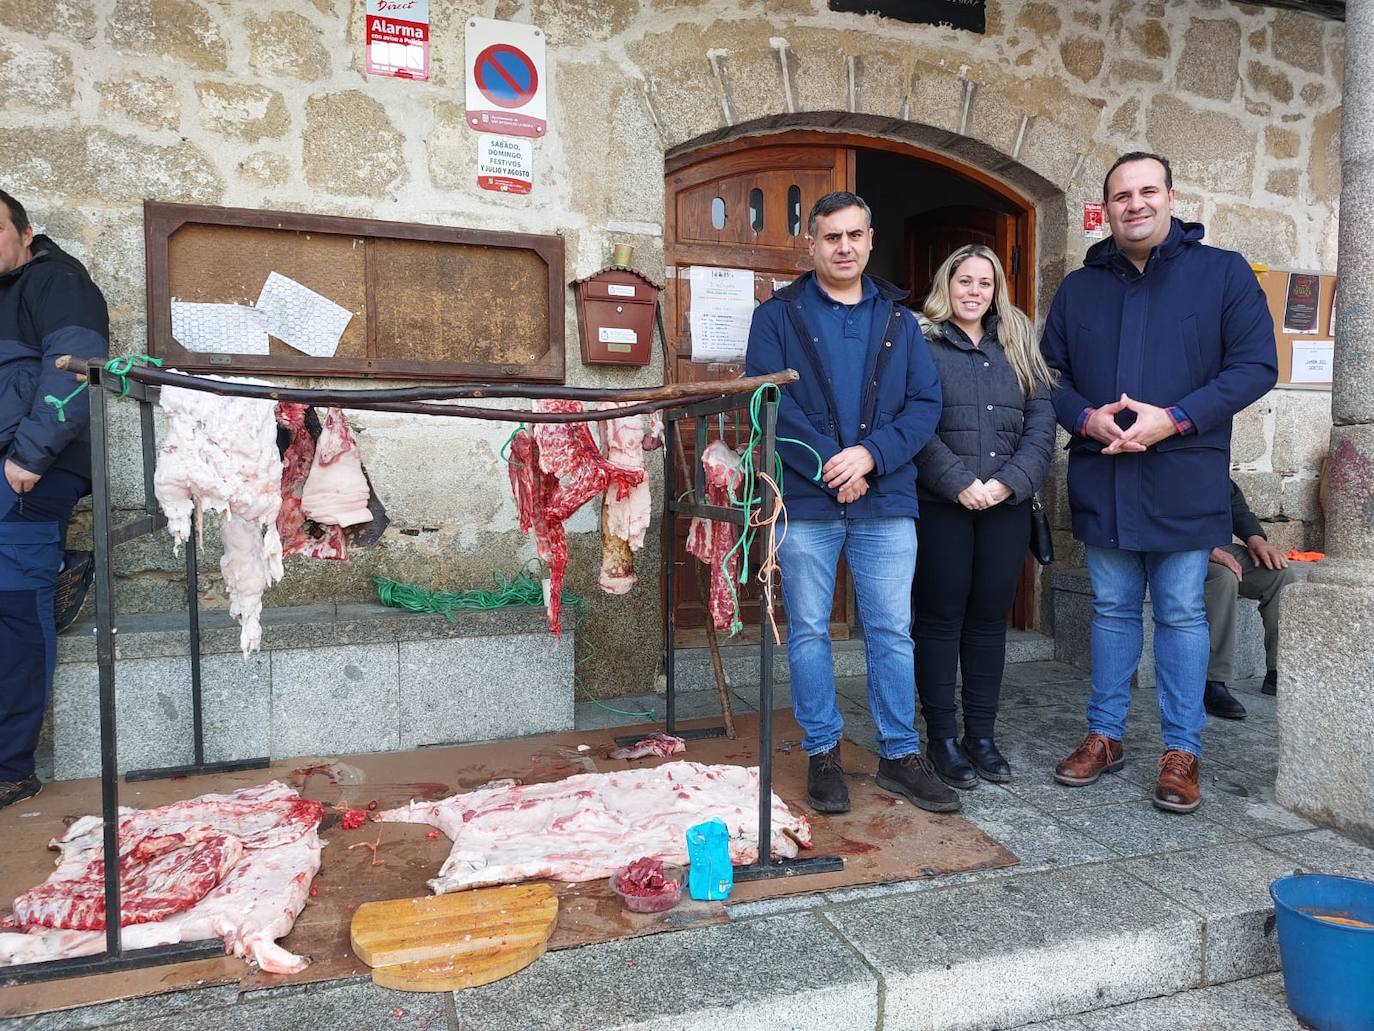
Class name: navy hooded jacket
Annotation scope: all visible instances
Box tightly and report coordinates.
[744,271,942,520]
[0,235,109,481]
[1040,219,1276,553]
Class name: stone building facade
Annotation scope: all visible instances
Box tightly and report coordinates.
[0,0,1344,695]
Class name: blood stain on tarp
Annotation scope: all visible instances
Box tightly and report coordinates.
[403,782,450,797]
[836,837,879,855]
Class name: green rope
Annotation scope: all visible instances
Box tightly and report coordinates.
[713,383,825,635]
[374,564,655,721]
[43,354,164,421]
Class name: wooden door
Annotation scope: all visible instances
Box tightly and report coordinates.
[905,205,1017,309]
[904,204,1037,630]
[663,143,855,639]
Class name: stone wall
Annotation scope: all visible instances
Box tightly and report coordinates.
[1,0,1343,691]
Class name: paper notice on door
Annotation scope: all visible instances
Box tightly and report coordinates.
[170,300,270,355]
[688,266,756,363]
[255,272,354,358]
[1290,339,1333,384]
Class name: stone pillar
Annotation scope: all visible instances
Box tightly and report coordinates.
[1276,0,1374,837]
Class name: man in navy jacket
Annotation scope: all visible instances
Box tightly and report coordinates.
[744,191,956,815]
[0,189,108,808]
[1041,154,1276,814]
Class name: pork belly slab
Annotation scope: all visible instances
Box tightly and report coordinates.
[379,761,811,893]
[0,782,323,974]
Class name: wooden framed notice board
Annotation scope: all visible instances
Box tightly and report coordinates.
[144,201,565,382]
[1254,266,1337,388]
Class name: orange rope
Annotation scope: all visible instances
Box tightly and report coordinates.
[751,470,786,646]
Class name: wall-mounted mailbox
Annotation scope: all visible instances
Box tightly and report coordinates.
[572,260,662,366]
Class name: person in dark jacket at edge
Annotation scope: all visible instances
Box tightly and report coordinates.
[912,244,1057,788]
[1041,153,1277,814]
[0,189,109,809]
[744,191,957,814]
[1200,479,1295,719]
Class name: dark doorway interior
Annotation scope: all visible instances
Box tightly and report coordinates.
[856,148,1021,306]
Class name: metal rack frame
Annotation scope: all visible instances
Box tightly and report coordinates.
[652,391,844,883]
[0,363,824,988]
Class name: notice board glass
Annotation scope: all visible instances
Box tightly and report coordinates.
[1254,266,1337,389]
[144,201,565,382]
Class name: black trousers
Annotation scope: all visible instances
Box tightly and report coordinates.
[913,498,1030,740]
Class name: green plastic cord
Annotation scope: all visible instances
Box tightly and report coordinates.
[374,563,655,721]
[43,354,165,421]
[713,382,825,635]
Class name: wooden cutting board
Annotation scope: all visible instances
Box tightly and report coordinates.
[350,883,559,992]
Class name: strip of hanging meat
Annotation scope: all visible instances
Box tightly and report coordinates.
[596,404,664,595]
[275,403,348,560]
[685,439,745,631]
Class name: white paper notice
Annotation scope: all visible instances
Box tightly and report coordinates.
[170,300,270,355]
[255,272,354,359]
[689,266,755,363]
[1290,339,1334,384]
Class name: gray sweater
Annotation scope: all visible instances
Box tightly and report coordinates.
[915,316,1056,505]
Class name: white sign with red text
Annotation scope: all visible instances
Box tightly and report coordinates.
[366,0,429,81]
[477,135,533,194]
[465,17,546,137]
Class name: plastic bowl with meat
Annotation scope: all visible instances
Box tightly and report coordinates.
[609,858,684,914]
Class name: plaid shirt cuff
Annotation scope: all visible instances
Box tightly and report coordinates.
[1167,406,1194,436]
[1074,407,1095,436]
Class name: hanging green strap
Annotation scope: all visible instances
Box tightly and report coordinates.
[43,354,165,421]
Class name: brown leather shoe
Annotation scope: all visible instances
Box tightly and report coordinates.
[1053,733,1125,786]
[1154,750,1201,813]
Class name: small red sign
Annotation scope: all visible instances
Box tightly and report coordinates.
[366,0,429,81]
[1083,201,1105,238]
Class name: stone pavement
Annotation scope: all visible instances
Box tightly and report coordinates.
[7,661,1374,1030]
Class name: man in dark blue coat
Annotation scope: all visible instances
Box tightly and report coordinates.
[0,189,108,808]
[1041,154,1276,814]
[745,191,957,815]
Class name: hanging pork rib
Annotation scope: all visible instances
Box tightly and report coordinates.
[685,439,744,631]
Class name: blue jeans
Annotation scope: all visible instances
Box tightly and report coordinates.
[777,517,921,759]
[1084,545,1211,756]
[0,467,87,780]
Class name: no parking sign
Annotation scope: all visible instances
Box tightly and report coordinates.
[465,18,547,137]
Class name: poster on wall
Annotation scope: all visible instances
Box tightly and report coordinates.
[1283,272,1322,334]
[465,18,547,137]
[365,0,430,81]
[477,136,533,194]
[828,0,985,33]
[688,266,755,363]
[1082,202,1106,239]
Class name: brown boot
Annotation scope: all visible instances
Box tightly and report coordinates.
[1053,733,1124,786]
[1153,750,1201,813]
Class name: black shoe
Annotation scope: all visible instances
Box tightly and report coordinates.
[0,777,42,809]
[926,737,978,789]
[876,753,961,812]
[54,550,94,633]
[1204,680,1247,719]
[961,736,1012,783]
[806,746,851,813]
[1262,670,1278,696]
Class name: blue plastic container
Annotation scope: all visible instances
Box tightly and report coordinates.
[1270,873,1374,1031]
[685,818,733,901]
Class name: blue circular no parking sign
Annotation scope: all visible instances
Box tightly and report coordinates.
[474,43,538,109]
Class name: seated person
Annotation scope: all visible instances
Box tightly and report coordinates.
[1202,479,1297,719]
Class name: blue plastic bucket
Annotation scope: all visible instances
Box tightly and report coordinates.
[1270,873,1374,1031]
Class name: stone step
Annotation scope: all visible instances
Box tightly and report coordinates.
[669,628,1054,692]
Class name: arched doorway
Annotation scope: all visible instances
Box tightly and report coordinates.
[662,130,1038,640]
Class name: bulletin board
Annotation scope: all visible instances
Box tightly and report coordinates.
[144,201,565,382]
[1254,267,1337,389]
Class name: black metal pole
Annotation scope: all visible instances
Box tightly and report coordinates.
[138,399,157,514]
[663,413,677,735]
[186,532,204,767]
[88,370,124,958]
[756,395,778,868]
